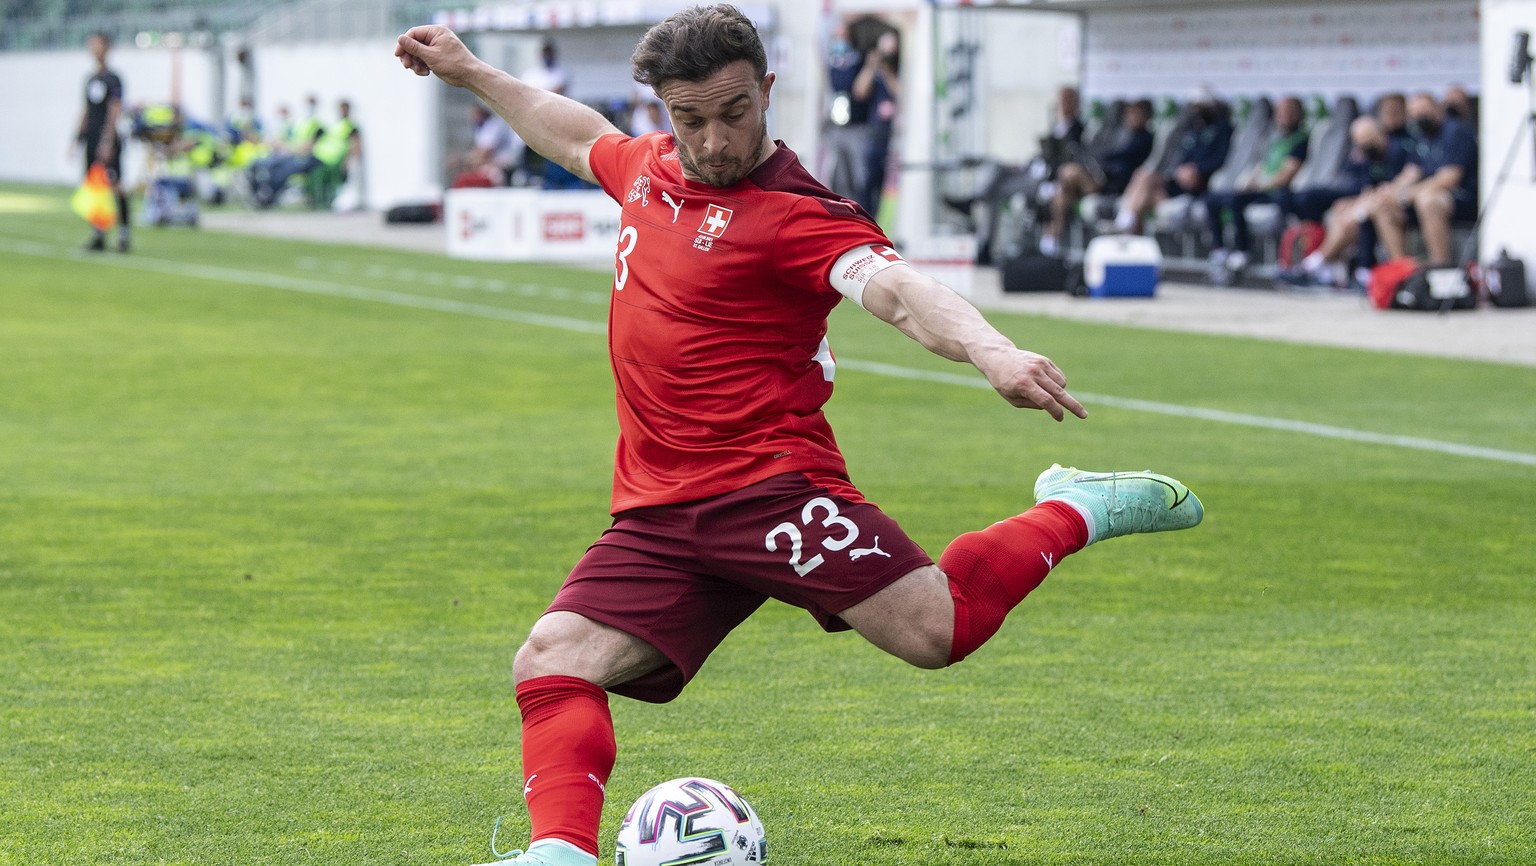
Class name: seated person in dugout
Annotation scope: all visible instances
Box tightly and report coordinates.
[948,86,1085,263]
[450,102,524,187]
[1366,91,1478,266]
[1376,91,1412,152]
[1040,98,1154,256]
[1113,90,1233,235]
[1286,97,1472,288]
[1040,85,1085,170]
[1442,84,1475,126]
[1289,114,1407,227]
[1204,95,1309,277]
[249,99,362,207]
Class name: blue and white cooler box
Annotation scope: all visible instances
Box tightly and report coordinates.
[1084,235,1161,298]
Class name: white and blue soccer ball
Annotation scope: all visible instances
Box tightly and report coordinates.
[614,777,767,866]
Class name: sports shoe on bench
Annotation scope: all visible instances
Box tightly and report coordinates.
[471,839,596,866]
[1034,464,1204,546]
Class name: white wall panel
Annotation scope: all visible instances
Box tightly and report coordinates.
[1084,1,1481,99]
[0,40,436,211]
[251,39,441,210]
[1478,0,1536,286]
[0,46,220,188]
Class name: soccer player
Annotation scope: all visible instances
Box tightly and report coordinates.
[74,31,130,252]
[395,8,1204,864]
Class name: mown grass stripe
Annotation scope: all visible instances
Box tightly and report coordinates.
[7,234,1534,469]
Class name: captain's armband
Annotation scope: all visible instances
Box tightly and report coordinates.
[829,244,909,308]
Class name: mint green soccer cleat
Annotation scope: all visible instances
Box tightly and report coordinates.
[1034,464,1204,545]
[470,840,597,866]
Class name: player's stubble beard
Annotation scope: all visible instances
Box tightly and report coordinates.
[676,109,770,188]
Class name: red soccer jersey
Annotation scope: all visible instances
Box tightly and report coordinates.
[587,132,895,513]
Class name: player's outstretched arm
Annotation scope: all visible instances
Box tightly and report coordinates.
[395,25,620,184]
[862,266,1088,422]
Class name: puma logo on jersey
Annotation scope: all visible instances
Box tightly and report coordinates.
[849,537,890,560]
[661,190,683,223]
[1041,552,1054,570]
[524,774,537,797]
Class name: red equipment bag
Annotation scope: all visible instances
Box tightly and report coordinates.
[1367,257,1421,310]
[1278,221,1325,272]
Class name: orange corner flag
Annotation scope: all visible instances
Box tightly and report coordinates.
[71,162,118,231]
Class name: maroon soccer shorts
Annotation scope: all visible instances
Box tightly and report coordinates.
[546,472,933,703]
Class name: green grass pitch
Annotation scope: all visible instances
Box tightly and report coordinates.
[1,184,1532,865]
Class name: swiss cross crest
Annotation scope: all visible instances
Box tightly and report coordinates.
[698,204,733,238]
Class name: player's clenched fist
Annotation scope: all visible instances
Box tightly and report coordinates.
[395,25,484,88]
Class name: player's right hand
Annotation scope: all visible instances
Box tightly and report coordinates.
[395,25,480,88]
[982,348,1088,422]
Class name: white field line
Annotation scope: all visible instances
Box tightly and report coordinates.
[8,235,1536,469]
[836,359,1536,468]
[1,236,606,335]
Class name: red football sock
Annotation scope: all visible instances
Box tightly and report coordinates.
[516,675,616,857]
[939,500,1089,664]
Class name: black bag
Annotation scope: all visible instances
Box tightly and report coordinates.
[384,203,440,224]
[1002,254,1077,293]
[1484,250,1530,308]
[1393,265,1477,311]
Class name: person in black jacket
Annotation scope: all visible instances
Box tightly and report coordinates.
[1114,90,1232,235]
[1039,86,1085,172]
[1281,116,1410,287]
[1041,98,1153,255]
[1291,94,1476,287]
[1369,92,1478,265]
[73,31,130,252]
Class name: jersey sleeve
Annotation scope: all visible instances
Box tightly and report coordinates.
[588,132,642,201]
[1444,126,1477,174]
[771,198,903,306]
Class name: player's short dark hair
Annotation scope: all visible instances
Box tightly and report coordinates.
[630,4,767,90]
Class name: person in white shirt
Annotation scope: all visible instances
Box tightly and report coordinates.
[521,38,590,188]
[450,102,524,186]
[627,86,670,137]
[521,39,570,96]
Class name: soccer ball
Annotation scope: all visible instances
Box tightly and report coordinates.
[614,777,767,866]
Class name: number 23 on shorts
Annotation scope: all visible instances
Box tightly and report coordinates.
[764,496,860,577]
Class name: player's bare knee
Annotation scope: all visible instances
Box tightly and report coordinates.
[842,565,954,669]
[856,619,951,670]
[1415,191,1450,218]
[516,611,669,687]
[913,635,954,670]
[513,611,588,682]
[512,628,560,683]
[895,614,954,670]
